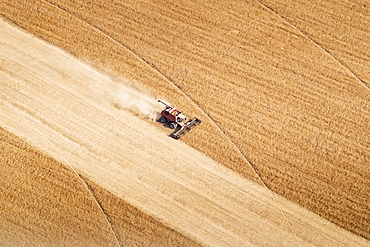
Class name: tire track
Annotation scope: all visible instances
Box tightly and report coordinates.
[40,1,303,245]
[255,0,370,92]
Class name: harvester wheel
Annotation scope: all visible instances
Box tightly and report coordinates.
[160,116,167,123]
[169,122,177,129]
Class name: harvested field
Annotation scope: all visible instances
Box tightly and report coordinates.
[1,0,370,245]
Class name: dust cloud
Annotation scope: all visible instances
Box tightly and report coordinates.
[83,64,165,122]
[108,79,163,122]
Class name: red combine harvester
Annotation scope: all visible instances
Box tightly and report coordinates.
[158,99,201,139]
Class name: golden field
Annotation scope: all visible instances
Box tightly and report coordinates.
[0,128,198,246]
[1,0,369,245]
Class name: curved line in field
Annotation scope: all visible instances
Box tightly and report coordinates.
[18,3,122,245]
[2,96,121,246]
[255,0,370,91]
[41,1,302,245]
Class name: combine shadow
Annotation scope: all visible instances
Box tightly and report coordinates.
[157,117,179,139]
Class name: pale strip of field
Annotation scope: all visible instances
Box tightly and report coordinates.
[1,19,368,247]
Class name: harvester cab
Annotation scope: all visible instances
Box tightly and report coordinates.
[158,99,201,139]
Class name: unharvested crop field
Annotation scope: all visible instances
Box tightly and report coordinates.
[1,0,370,245]
[0,128,198,246]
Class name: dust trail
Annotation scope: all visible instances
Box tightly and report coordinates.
[106,78,163,122]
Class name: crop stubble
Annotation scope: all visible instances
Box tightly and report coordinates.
[1,0,369,239]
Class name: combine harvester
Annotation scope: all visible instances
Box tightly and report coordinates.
[158,100,201,139]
